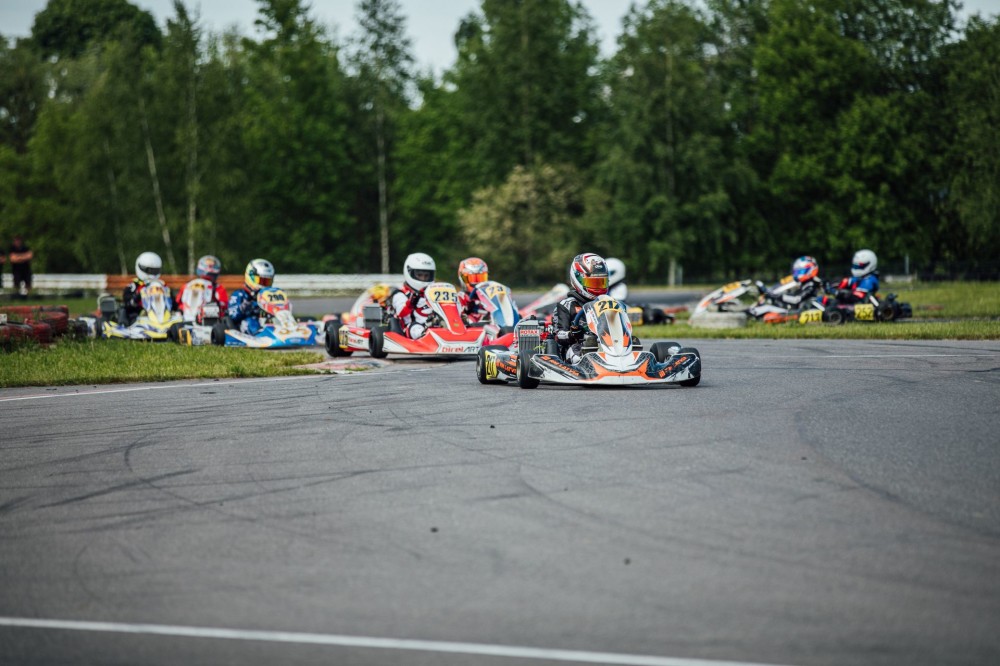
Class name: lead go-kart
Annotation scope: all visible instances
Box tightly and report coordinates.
[327,281,487,358]
[210,287,319,348]
[477,295,701,388]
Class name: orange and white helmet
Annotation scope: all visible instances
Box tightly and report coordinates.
[792,256,819,283]
[569,253,609,301]
[458,257,489,291]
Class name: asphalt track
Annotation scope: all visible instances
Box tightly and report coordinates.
[1,338,999,666]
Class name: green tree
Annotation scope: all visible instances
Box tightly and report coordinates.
[31,0,160,60]
[239,0,358,272]
[458,163,590,284]
[944,16,1000,266]
[450,0,601,185]
[591,0,731,282]
[350,0,414,273]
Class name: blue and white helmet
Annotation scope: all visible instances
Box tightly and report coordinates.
[851,249,878,278]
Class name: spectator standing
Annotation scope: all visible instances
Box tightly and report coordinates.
[9,235,33,297]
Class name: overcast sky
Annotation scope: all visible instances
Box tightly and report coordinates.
[2,0,997,74]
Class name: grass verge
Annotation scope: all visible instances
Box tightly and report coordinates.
[0,340,325,388]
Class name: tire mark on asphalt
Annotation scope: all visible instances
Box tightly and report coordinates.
[40,470,198,508]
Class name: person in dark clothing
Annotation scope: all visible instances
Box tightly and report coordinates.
[9,235,33,296]
[553,253,609,364]
[122,251,165,325]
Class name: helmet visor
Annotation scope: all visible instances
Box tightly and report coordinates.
[466,272,487,285]
[852,261,870,272]
[410,269,434,283]
[258,276,274,288]
[582,275,608,294]
[139,263,161,279]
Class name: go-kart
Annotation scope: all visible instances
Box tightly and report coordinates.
[796,291,913,325]
[98,280,185,341]
[173,277,225,345]
[696,276,801,315]
[477,295,701,388]
[328,281,486,358]
[211,287,319,348]
[467,280,520,348]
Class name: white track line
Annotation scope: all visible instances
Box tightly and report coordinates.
[0,374,326,403]
[0,617,793,666]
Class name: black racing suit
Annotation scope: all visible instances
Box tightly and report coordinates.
[553,291,590,362]
[122,279,148,325]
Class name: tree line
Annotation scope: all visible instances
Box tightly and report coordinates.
[0,0,997,284]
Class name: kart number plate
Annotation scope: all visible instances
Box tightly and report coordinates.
[799,310,823,324]
[594,300,624,315]
[481,283,505,299]
[855,304,875,321]
[427,286,458,303]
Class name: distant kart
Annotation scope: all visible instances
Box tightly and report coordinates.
[212,287,319,348]
[99,280,185,341]
[322,283,396,352]
[174,277,225,346]
[477,295,701,388]
[328,281,485,358]
[796,292,913,325]
[693,279,757,316]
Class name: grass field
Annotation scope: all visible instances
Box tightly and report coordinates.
[0,341,324,388]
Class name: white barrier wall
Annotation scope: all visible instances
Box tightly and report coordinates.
[1,274,402,295]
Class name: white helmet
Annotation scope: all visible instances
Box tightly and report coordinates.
[605,257,626,288]
[851,249,878,278]
[403,252,436,292]
[135,251,162,282]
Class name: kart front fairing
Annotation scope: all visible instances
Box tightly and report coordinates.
[222,288,319,348]
[103,281,182,340]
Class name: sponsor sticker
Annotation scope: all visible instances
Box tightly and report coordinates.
[484,352,499,380]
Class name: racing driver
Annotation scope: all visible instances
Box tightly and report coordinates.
[554,252,609,364]
[122,251,166,325]
[457,256,490,323]
[390,252,436,338]
[227,258,275,334]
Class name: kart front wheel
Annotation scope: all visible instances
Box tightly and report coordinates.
[211,321,227,346]
[477,345,508,385]
[678,346,701,387]
[516,354,539,389]
[369,325,388,359]
[167,322,182,343]
[649,341,682,363]
[325,320,352,357]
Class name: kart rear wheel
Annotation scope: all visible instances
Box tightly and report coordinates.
[324,320,352,357]
[167,322,183,343]
[368,325,388,359]
[516,353,539,389]
[477,345,508,385]
[678,346,701,387]
[877,301,896,321]
[211,321,227,346]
